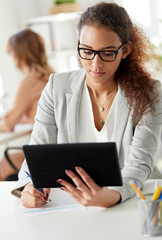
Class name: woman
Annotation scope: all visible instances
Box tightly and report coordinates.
[0,29,53,180]
[16,2,161,208]
[0,29,53,132]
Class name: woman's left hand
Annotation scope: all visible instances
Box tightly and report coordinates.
[56,166,121,208]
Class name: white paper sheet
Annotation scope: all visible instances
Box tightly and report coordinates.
[14,123,33,132]
[17,188,85,218]
[142,179,162,195]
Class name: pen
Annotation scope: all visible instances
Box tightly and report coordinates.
[159,191,162,200]
[24,171,51,202]
[25,171,44,194]
[152,186,162,201]
[151,185,162,226]
[152,204,161,226]
[130,180,146,200]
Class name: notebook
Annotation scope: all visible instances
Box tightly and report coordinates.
[23,142,123,188]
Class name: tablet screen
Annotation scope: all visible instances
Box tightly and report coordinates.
[23,142,123,188]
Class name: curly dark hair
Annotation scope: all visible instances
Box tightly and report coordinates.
[78,2,159,121]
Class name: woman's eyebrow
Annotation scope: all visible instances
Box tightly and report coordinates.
[79,43,92,48]
[79,43,117,50]
[102,46,117,50]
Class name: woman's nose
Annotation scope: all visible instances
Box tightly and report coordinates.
[91,54,103,68]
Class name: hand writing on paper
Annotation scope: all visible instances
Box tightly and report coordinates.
[56,166,121,208]
[21,183,51,208]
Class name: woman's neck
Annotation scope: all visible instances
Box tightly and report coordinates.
[85,77,118,99]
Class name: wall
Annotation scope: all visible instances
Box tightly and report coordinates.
[0,0,21,107]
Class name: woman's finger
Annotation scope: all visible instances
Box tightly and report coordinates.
[25,183,47,201]
[57,178,82,198]
[42,188,51,199]
[61,187,82,204]
[65,169,90,193]
[21,187,47,208]
[75,166,100,193]
[22,192,46,208]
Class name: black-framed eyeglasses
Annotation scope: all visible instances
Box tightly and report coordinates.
[77,41,125,62]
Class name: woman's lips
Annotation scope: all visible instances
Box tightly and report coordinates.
[90,70,105,77]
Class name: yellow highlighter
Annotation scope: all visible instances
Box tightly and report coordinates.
[151,186,162,226]
[152,186,162,201]
[130,181,146,200]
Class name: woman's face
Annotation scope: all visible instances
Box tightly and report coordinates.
[79,24,130,85]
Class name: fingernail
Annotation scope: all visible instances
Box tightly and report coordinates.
[56,179,62,184]
[61,187,64,191]
[75,166,80,171]
[65,169,71,175]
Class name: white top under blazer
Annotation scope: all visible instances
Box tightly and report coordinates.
[78,81,118,143]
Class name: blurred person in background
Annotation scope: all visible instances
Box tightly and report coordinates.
[0,29,54,180]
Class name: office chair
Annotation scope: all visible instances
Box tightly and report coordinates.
[4,146,23,181]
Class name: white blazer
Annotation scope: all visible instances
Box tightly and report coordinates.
[17,68,162,202]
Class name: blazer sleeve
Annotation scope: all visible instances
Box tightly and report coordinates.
[110,82,162,202]
[29,73,57,145]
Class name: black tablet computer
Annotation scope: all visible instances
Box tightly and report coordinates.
[23,142,123,188]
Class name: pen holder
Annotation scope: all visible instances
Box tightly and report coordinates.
[137,197,162,237]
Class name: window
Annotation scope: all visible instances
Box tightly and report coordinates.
[123,0,151,28]
[0,74,4,98]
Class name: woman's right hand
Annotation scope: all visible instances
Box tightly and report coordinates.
[21,183,50,208]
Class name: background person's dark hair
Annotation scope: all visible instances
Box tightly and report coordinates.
[78,2,159,121]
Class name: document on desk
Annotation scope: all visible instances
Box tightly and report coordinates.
[17,188,84,218]
[14,123,33,131]
[142,179,162,195]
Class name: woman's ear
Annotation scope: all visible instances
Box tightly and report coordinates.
[122,42,132,59]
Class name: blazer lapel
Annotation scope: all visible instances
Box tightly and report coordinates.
[66,69,86,142]
[112,86,130,153]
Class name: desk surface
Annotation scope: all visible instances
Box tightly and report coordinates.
[0,124,32,144]
[0,181,161,240]
[0,130,31,144]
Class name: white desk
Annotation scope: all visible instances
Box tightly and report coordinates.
[0,124,33,144]
[0,181,161,240]
[0,130,31,145]
[0,128,32,160]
